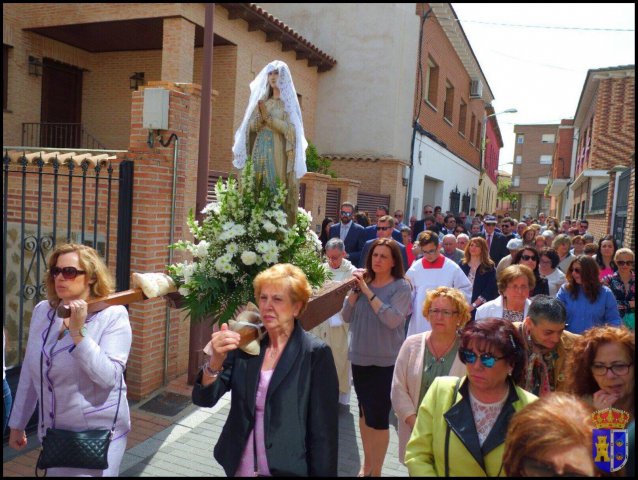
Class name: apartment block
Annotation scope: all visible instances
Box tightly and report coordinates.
[511,124,558,219]
[547,119,575,219]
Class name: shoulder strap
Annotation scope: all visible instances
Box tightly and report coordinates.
[444,377,462,477]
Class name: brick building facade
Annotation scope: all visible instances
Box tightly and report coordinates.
[511,124,557,219]
[569,66,634,244]
[3,2,336,400]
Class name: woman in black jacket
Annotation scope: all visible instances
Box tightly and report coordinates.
[460,237,499,321]
[512,246,550,298]
[192,264,339,477]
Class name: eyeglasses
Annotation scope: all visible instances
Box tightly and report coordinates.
[378,226,392,231]
[520,254,537,261]
[501,224,510,229]
[50,266,86,280]
[507,284,529,292]
[421,248,438,255]
[616,260,633,266]
[340,211,353,217]
[428,308,459,317]
[394,214,403,218]
[459,349,505,368]
[539,259,552,265]
[521,457,590,477]
[424,210,433,215]
[591,363,632,376]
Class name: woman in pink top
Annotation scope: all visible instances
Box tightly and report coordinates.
[192,264,339,477]
[596,235,618,280]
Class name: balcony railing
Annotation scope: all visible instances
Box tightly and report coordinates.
[21,123,107,150]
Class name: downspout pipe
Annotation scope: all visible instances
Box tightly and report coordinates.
[162,134,179,386]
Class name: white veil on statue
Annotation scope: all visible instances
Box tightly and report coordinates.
[232,60,308,180]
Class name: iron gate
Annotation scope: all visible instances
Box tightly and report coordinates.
[2,147,133,421]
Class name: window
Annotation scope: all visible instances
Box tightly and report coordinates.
[540,155,552,164]
[538,177,549,185]
[443,81,454,122]
[458,100,467,136]
[517,135,524,144]
[515,155,522,164]
[590,183,609,211]
[425,57,439,106]
[470,113,476,145]
[513,176,520,187]
[541,134,555,144]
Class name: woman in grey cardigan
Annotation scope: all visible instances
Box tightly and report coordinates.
[342,238,412,477]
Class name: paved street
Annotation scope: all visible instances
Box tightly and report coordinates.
[3,374,408,477]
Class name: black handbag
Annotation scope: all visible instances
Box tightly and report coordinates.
[35,314,124,476]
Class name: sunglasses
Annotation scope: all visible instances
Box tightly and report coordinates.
[378,226,392,231]
[616,260,633,266]
[50,266,86,280]
[571,267,581,274]
[340,211,353,217]
[520,254,537,261]
[459,349,505,368]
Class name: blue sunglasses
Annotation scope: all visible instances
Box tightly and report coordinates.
[460,349,505,368]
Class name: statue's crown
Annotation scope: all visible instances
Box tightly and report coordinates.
[592,408,630,429]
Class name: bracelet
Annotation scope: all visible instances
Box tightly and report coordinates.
[203,363,223,378]
[369,294,377,302]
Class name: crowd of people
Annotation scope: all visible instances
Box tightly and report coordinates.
[4,201,635,477]
[314,201,634,476]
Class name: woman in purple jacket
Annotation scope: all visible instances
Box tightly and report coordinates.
[8,243,132,476]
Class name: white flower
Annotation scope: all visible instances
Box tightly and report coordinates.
[272,210,288,226]
[222,221,236,231]
[263,220,277,233]
[227,242,239,255]
[256,240,278,254]
[195,240,210,258]
[182,263,196,284]
[178,286,190,296]
[201,202,220,215]
[241,251,257,265]
[262,250,278,264]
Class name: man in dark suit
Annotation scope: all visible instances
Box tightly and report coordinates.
[359,215,409,270]
[329,201,366,265]
[412,203,436,239]
[364,205,403,243]
[481,215,509,265]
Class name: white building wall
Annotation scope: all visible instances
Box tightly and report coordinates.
[410,133,480,217]
[259,3,419,162]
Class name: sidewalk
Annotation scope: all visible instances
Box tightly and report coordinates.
[3,374,408,477]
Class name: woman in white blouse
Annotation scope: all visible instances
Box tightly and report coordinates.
[538,247,566,297]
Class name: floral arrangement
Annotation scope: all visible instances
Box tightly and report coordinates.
[167,159,327,324]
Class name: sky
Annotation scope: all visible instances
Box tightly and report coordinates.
[450,3,635,174]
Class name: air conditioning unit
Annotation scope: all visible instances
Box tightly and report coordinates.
[470,79,483,98]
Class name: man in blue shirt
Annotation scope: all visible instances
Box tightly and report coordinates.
[359,215,408,270]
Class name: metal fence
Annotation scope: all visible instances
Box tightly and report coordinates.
[2,146,133,369]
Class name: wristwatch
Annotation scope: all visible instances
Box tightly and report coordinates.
[202,363,223,378]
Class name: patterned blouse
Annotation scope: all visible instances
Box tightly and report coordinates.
[602,271,635,317]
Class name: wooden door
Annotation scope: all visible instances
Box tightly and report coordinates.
[40,58,83,148]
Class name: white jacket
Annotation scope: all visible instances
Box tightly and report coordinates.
[475,295,531,321]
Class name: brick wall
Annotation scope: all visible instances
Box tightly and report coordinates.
[126,82,200,400]
[512,124,558,197]
[414,7,485,170]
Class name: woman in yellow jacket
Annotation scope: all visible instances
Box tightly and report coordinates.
[405,318,537,476]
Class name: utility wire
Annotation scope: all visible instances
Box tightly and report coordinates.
[443,17,634,32]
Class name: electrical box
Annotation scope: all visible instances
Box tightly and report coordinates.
[143,88,169,130]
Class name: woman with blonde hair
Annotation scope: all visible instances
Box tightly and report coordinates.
[8,243,132,476]
[460,237,498,320]
[553,234,575,274]
[193,263,339,476]
[503,392,595,476]
[602,247,635,330]
[391,287,470,464]
[521,227,537,247]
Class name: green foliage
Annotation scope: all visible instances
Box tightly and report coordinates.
[306,140,337,178]
[167,159,327,325]
[497,178,518,202]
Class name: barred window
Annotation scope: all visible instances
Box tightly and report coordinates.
[590,183,608,211]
